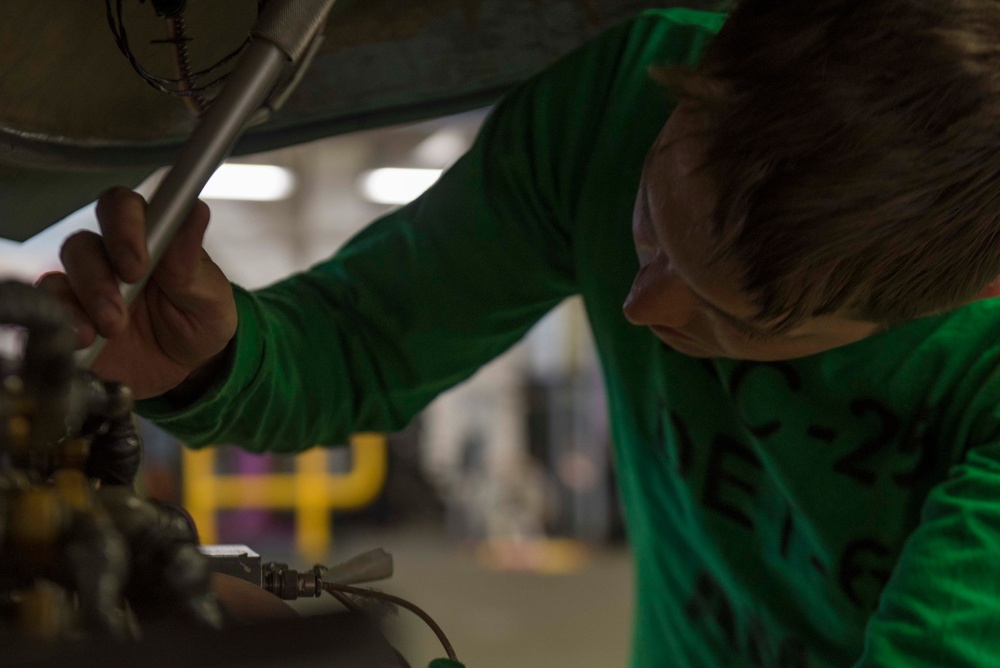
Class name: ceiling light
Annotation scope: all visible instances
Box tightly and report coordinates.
[413,129,471,167]
[358,168,442,205]
[200,164,297,201]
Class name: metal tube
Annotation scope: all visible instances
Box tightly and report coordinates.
[78,0,337,370]
[131,43,288,309]
[78,40,288,369]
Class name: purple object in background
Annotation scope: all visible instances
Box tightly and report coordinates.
[218,450,282,542]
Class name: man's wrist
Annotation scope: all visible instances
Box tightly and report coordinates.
[163,337,236,408]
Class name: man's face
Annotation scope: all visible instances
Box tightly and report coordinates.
[624,103,881,361]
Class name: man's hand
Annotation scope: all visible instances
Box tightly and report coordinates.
[37,187,238,400]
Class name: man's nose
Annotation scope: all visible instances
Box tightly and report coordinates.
[622,255,697,328]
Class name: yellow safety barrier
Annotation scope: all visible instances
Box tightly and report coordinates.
[182,433,388,559]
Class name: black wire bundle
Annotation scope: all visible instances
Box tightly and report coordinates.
[103,0,262,106]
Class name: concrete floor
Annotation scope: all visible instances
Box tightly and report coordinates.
[288,525,634,668]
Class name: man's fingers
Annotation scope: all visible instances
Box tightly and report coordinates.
[153,198,212,292]
[96,187,148,284]
[35,272,97,348]
[59,230,128,338]
[153,200,218,315]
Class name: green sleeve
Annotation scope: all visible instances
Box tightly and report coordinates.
[855,442,1000,666]
[135,17,648,453]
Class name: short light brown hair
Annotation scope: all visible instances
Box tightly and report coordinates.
[659,0,1000,331]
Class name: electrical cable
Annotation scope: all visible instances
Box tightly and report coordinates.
[321,582,458,662]
[104,0,262,101]
[325,588,361,612]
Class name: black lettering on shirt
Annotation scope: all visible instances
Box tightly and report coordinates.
[780,510,793,559]
[685,571,739,651]
[703,435,763,530]
[838,538,892,610]
[668,411,694,477]
[777,638,811,668]
[833,399,900,487]
[806,425,837,443]
[779,504,828,579]
[686,571,814,667]
[654,409,668,458]
[745,613,772,668]
[893,407,939,488]
[729,362,802,438]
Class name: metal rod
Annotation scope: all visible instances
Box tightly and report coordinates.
[78,40,288,369]
[77,0,337,370]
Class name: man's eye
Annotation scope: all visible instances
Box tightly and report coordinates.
[732,321,771,341]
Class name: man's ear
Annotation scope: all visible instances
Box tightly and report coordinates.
[974,275,1000,301]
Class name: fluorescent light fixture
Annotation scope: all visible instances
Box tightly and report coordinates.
[358,168,442,205]
[413,129,470,167]
[200,164,297,201]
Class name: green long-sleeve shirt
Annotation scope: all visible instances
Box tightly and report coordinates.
[140,8,1000,667]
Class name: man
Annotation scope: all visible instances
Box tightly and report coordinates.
[40,1,1000,665]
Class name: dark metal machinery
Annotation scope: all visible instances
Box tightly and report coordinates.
[0,280,222,640]
[0,279,454,666]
